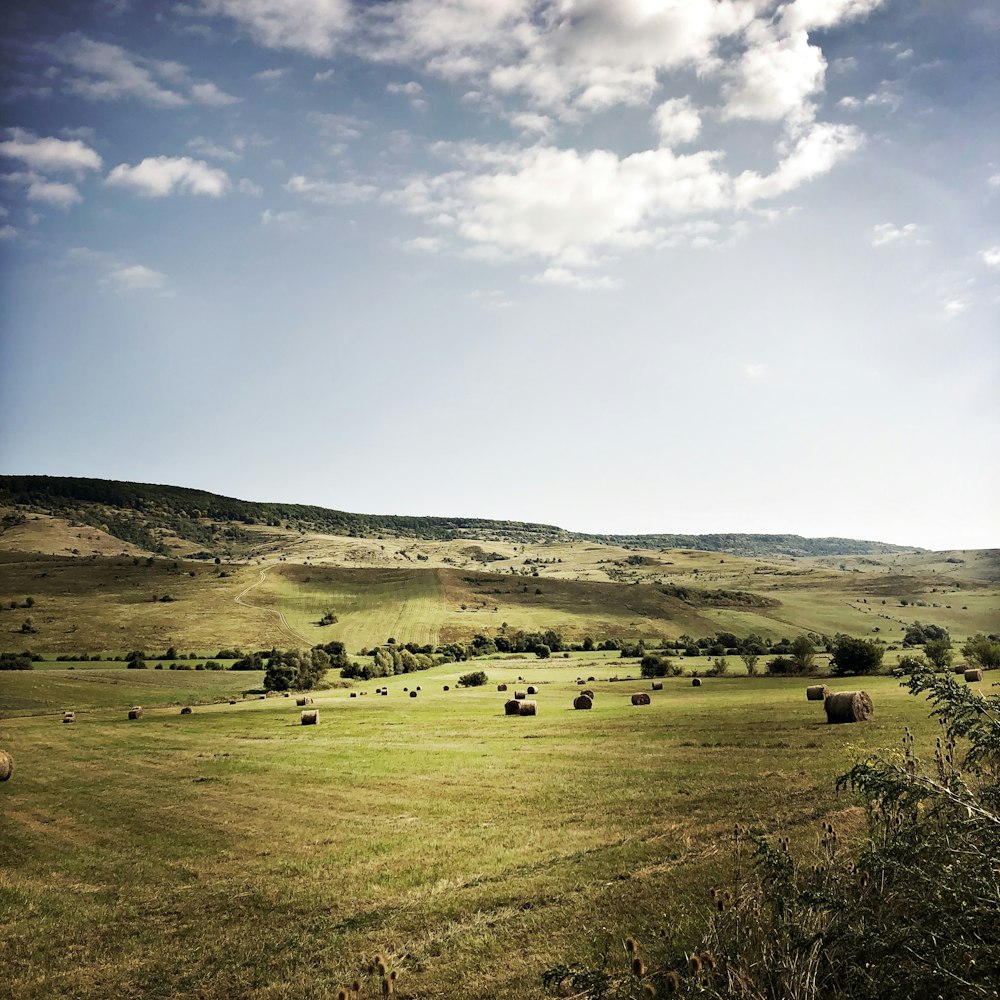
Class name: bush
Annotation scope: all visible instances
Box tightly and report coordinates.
[535,644,551,659]
[764,656,802,675]
[830,634,884,675]
[457,670,488,687]
[0,653,33,670]
[127,659,148,669]
[640,654,674,678]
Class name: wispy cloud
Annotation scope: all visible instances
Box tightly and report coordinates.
[46,33,236,107]
[285,174,376,205]
[870,222,924,247]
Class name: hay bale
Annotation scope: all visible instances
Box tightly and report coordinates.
[443,685,450,691]
[582,689,595,700]
[409,690,417,698]
[301,710,319,725]
[0,750,13,782]
[180,706,192,715]
[824,691,874,724]
[631,693,651,706]
[651,681,663,690]
[296,697,312,706]
[518,700,537,716]
[573,694,593,710]
[228,699,237,705]
[587,676,595,681]
[577,679,585,685]
[497,683,507,692]
[403,687,408,692]
[806,684,829,701]
[514,690,527,700]
[350,692,357,698]
[527,685,537,695]
[691,677,702,687]
[128,707,143,720]
[504,699,521,716]
[62,711,75,724]
[964,668,984,682]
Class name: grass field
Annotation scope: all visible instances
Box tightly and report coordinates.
[0,658,965,999]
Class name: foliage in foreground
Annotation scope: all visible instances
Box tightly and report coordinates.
[545,664,1000,999]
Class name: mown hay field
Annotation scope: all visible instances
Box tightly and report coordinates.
[0,661,952,1000]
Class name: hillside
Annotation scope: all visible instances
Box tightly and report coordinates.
[0,475,920,558]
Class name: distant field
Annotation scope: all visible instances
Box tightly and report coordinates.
[1,659,960,999]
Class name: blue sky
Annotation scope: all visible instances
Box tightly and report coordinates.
[0,0,997,549]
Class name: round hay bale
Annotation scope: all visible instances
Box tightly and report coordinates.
[806,684,829,701]
[691,677,702,687]
[301,710,319,725]
[587,676,595,681]
[517,676,524,681]
[504,699,521,716]
[582,689,595,700]
[527,685,537,695]
[62,712,76,724]
[497,683,507,692]
[518,700,537,716]
[631,693,651,706]
[964,668,984,682]
[296,697,312,706]
[416,686,421,691]
[0,750,13,782]
[128,707,143,720]
[651,681,663,690]
[409,690,417,698]
[380,689,388,696]
[443,685,450,691]
[350,692,357,698]
[403,687,408,692]
[514,690,527,700]
[577,679,585,685]
[180,706,192,715]
[824,691,874,724]
[573,695,593,710]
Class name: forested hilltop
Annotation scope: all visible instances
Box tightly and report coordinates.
[0,475,919,557]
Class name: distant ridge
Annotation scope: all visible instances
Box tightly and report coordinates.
[0,475,921,557]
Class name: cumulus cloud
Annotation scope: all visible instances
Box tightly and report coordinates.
[47,33,237,107]
[106,156,231,197]
[390,124,862,269]
[285,174,377,204]
[200,0,353,57]
[981,245,1000,270]
[652,98,701,146]
[26,178,82,207]
[387,80,423,95]
[0,129,103,173]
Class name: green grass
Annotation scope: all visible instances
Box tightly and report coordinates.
[0,661,954,999]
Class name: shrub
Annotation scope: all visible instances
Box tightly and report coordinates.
[535,644,551,659]
[764,656,802,675]
[0,653,33,670]
[830,634,884,675]
[457,670,488,687]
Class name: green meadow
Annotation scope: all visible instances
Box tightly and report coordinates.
[1,659,956,999]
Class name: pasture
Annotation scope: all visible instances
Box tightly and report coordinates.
[0,659,954,999]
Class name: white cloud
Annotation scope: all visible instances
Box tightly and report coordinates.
[190,81,239,105]
[470,288,514,310]
[721,23,825,124]
[780,0,887,33]
[387,80,423,96]
[652,98,701,146]
[990,174,1000,188]
[238,178,264,197]
[253,68,290,84]
[869,222,922,247]
[261,208,307,229]
[314,69,335,83]
[307,112,366,141]
[285,174,377,204]
[734,122,862,205]
[47,33,237,108]
[943,297,967,319]
[401,235,444,253]
[200,0,353,57]
[390,126,862,271]
[106,156,230,197]
[0,128,102,173]
[838,82,902,112]
[532,267,622,290]
[12,176,83,208]
[507,111,553,136]
[744,362,767,379]
[187,136,244,161]
[0,224,18,240]
[106,263,168,290]
[980,245,1000,270]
